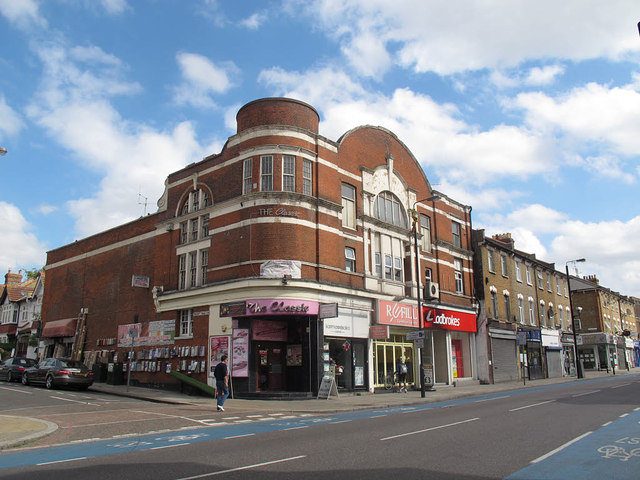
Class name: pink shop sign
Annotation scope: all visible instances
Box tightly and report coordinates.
[244,299,319,316]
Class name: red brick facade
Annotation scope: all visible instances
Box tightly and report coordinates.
[42,98,476,394]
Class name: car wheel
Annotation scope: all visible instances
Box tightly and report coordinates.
[7,371,13,382]
[22,373,29,385]
[45,375,54,389]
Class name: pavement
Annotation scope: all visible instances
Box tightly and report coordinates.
[2,367,638,450]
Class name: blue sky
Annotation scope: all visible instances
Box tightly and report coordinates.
[1,0,639,297]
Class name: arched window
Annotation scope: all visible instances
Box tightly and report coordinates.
[373,191,407,228]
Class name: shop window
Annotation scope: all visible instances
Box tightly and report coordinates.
[243,158,252,194]
[303,159,312,196]
[345,247,356,272]
[283,155,295,192]
[261,155,273,191]
[342,183,356,228]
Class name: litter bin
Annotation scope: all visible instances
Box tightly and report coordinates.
[106,362,124,385]
[92,363,108,383]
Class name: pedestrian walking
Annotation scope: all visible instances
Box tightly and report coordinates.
[214,355,229,411]
[396,356,408,393]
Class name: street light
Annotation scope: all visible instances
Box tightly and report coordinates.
[411,194,441,397]
[0,147,7,156]
[566,258,586,379]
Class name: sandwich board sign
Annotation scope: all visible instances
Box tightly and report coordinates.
[317,375,338,399]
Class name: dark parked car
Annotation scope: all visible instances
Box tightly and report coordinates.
[0,357,37,382]
[22,358,94,390]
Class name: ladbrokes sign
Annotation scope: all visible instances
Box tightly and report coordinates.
[423,307,477,332]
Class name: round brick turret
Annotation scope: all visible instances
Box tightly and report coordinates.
[236,97,319,134]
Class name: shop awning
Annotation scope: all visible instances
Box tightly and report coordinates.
[41,318,78,338]
[0,324,17,335]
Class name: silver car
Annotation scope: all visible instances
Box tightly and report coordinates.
[22,358,94,390]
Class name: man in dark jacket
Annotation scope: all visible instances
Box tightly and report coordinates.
[214,355,229,411]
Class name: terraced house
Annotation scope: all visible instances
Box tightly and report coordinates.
[472,231,574,384]
[41,97,477,397]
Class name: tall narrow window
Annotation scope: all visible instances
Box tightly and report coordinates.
[200,250,208,285]
[178,254,186,290]
[202,191,210,208]
[179,309,193,337]
[425,268,432,282]
[504,294,511,322]
[201,214,209,238]
[420,214,431,252]
[303,159,312,196]
[526,265,532,285]
[515,261,522,282]
[374,253,382,277]
[452,221,462,248]
[384,254,393,280]
[261,155,273,191]
[345,247,356,272]
[243,158,253,194]
[491,291,498,318]
[558,306,564,329]
[180,221,187,244]
[283,155,295,192]
[190,218,198,242]
[540,301,546,326]
[192,190,200,212]
[487,250,495,273]
[529,299,535,325]
[501,255,508,277]
[518,297,524,323]
[342,183,356,228]
[546,273,552,292]
[394,256,403,282]
[189,251,198,287]
[454,258,464,294]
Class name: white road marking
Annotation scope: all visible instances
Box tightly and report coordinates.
[223,433,255,440]
[49,395,99,406]
[0,386,32,394]
[37,457,87,466]
[174,456,306,480]
[284,426,309,431]
[509,400,555,412]
[610,383,631,389]
[380,417,480,441]
[531,431,593,463]
[571,390,601,398]
[150,443,189,450]
[474,396,509,403]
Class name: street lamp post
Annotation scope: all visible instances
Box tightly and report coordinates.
[566,258,586,379]
[411,194,440,398]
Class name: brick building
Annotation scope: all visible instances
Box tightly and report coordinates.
[42,97,476,395]
[472,231,574,384]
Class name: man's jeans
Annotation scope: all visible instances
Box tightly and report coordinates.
[216,381,229,406]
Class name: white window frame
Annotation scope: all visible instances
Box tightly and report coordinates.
[501,255,508,277]
[487,250,495,273]
[261,155,273,191]
[452,221,462,248]
[243,158,253,194]
[200,249,208,285]
[342,183,356,228]
[303,159,312,196]
[454,258,464,294]
[518,297,524,323]
[420,214,432,252]
[179,309,193,337]
[178,254,187,290]
[282,155,295,192]
[189,251,198,288]
[529,299,535,325]
[345,247,356,272]
[526,265,532,285]
[515,261,522,282]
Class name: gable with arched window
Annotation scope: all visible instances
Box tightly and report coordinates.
[373,191,407,228]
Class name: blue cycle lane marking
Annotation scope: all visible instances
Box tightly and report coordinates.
[506,408,640,480]
[1,375,636,471]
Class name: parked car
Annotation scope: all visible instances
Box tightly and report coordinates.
[22,358,94,390]
[0,357,37,382]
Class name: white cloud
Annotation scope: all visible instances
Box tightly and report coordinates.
[525,65,564,86]
[173,52,239,108]
[239,12,266,30]
[0,202,47,272]
[0,96,25,137]
[0,0,46,31]
[287,0,640,76]
[98,0,129,14]
[512,82,640,158]
[34,204,58,215]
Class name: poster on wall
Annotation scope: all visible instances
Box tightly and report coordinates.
[232,329,249,377]
[209,336,230,377]
[252,319,288,341]
[287,344,303,366]
[117,320,175,347]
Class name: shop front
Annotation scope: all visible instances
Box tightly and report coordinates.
[217,299,319,396]
[423,306,477,384]
[541,328,562,378]
[517,327,544,380]
[322,307,370,392]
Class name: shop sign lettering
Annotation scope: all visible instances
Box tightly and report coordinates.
[423,307,477,333]
[244,299,319,316]
[378,300,419,327]
[258,207,299,218]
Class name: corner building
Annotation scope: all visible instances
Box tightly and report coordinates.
[42,98,477,396]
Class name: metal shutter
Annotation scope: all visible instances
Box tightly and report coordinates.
[491,337,518,383]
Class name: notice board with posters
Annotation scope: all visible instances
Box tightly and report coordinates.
[209,336,230,378]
